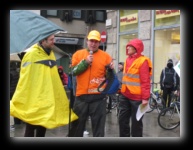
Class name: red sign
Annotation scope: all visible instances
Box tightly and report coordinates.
[101,31,106,43]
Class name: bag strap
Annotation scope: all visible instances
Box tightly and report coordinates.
[97,79,107,92]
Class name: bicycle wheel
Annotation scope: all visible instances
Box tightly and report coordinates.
[158,106,180,130]
[146,97,156,113]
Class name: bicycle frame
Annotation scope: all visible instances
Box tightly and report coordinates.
[170,101,180,118]
[146,82,165,113]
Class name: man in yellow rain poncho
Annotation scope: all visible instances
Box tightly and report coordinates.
[10,34,78,137]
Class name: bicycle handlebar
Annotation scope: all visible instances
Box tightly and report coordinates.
[151,82,160,88]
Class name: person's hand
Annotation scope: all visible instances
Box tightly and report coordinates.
[142,100,148,105]
[86,53,93,64]
[159,90,163,96]
[109,61,114,69]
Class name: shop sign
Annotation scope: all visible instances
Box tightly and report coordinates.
[156,10,180,19]
[120,13,138,26]
[54,37,79,45]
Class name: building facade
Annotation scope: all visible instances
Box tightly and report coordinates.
[31,10,180,86]
[106,10,180,86]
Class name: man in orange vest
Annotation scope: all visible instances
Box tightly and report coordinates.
[119,38,152,137]
[68,30,114,137]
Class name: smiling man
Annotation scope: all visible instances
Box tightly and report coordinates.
[68,30,114,137]
[10,34,78,137]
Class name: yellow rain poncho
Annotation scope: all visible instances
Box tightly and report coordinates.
[10,44,78,129]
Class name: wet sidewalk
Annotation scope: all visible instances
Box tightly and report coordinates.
[10,108,180,138]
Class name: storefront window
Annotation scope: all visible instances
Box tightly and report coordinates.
[154,27,180,83]
[119,10,138,32]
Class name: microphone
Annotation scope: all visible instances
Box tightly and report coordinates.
[89,51,93,65]
[89,50,93,55]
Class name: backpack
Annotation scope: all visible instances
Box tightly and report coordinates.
[162,68,177,88]
[97,65,120,94]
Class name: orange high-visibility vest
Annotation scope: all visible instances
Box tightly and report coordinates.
[121,56,152,95]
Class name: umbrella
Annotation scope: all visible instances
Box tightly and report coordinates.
[10,10,66,56]
[10,45,69,61]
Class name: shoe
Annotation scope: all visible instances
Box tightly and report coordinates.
[83,130,89,135]
[10,125,15,131]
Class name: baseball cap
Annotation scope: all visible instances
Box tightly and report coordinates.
[87,30,101,41]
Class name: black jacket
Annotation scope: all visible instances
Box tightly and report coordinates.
[160,67,179,90]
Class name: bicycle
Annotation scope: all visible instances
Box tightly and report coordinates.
[157,96,180,130]
[106,93,119,114]
[115,93,120,117]
[105,91,120,116]
[146,82,165,113]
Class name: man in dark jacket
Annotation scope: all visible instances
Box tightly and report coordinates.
[160,59,180,107]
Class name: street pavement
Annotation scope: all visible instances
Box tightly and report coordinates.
[10,108,180,138]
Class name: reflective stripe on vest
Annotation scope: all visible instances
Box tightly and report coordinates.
[121,56,152,95]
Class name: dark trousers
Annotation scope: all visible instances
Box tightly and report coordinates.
[14,117,21,124]
[68,97,106,137]
[24,123,46,137]
[118,94,143,137]
[163,87,173,107]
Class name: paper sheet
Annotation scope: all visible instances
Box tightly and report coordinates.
[174,61,180,77]
[136,103,150,121]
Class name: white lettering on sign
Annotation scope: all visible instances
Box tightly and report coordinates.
[101,35,106,38]
[54,37,79,44]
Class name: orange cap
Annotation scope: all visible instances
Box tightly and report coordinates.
[87,30,101,41]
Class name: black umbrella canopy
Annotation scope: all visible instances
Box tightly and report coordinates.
[10,10,66,55]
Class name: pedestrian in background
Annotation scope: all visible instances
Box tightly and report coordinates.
[107,62,124,112]
[68,30,114,137]
[160,59,180,107]
[117,62,124,88]
[118,38,152,137]
[10,61,22,129]
[10,34,78,137]
[58,65,68,86]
